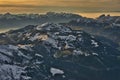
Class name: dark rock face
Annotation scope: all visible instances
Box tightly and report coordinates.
[0,23,120,80]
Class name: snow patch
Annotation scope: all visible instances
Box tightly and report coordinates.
[22,76,32,80]
[66,35,76,41]
[92,53,98,56]
[73,50,83,55]
[73,50,90,56]
[50,67,64,76]
[35,54,43,58]
[36,23,49,30]
[91,40,99,47]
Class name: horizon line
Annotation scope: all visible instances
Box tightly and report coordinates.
[0,11,120,14]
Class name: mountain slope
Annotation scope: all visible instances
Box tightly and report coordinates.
[0,23,120,80]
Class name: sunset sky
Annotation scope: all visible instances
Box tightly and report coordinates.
[0,0,120,13]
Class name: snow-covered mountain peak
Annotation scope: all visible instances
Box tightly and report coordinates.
[36,23,72,33]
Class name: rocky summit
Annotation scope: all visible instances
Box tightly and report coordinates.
[0,23,120,80]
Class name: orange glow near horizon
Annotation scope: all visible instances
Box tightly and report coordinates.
[0,0,119,14]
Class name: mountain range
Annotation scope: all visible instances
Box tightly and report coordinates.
[0,23,120,80]
[0,12,81,29]
[62,14,120,51]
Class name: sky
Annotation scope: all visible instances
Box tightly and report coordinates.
[0,0,120,13]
